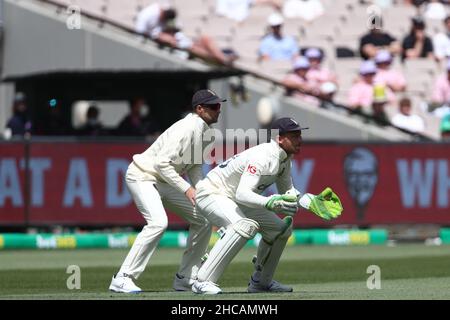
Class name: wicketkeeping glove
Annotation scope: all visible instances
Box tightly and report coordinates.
[265,194,298,216]
[299,187,343,220]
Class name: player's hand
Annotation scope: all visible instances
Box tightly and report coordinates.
[265,194,298,216]
[300,187,343,220]
[185,187,196,206]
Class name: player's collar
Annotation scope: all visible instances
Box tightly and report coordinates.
[270,140,289,162]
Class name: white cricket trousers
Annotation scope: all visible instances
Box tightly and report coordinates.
[118,178,212,280]
[196,193,289,243]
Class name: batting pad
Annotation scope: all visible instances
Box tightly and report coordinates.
[197,218,259,283]
[253,216,293,287]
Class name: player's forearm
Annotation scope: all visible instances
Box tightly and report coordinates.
[187,165,203,188]
[235,186,269,208]
[155,161,191,194]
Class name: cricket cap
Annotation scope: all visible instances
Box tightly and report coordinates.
[271,117,309,135]
[191,89,226,107]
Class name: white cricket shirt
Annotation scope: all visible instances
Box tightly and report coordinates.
[197,140,294,209]
[127,113,208,194]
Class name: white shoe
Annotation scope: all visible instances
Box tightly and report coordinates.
[247,278,293,293]
[173,273,195,291]
[109,273,142,293]
[192,280,222,295]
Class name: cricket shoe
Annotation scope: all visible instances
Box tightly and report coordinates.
[192,280,222,294]
[173,273,195,291]
[247,277,293,293]
[109,273,142,293]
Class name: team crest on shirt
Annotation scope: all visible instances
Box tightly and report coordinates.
[247,165,257,174]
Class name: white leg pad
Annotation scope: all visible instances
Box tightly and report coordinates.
[197,218,259,283]
[253,216,293,287]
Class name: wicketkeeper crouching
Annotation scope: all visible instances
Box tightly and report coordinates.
[191,117,343,294]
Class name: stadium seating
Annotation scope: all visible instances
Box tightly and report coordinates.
[44,0,450,140]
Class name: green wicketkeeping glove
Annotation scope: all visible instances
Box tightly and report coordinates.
[300,187,343,220]
[265,194,298,216]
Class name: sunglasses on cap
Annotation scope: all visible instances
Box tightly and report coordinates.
[202,103,221,111]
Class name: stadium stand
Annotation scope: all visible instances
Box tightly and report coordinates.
[2,0,450,140]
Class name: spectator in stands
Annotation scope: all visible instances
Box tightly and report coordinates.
[78,104,105,136]
[282,0,324,22]
[318,81,338,109]
[374,50,407,92]
[391,97,425,133]
[162,20,238,65]
[348,61,396,113]
[432,15,450,61]
[359,17,401,60]
[440,114,450,140]
[135,2,178,44]
[117,98,159,136]
[215,0,282,23]
[422,0,447,21]
[430,59,450,117]
[402,16,434,60]
[259,13,299,61]
[282,56,320,105]
[4,92,32,139]
[304,48,337,85]
[371,84,390,126]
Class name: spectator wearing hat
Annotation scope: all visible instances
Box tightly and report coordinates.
[318,81,338,109]
[282,56,320,106]
[440,114,450,141]
[348,61,396,112]
[430,59,450,116]
[402,16,434,60]
[304,48,337,85]
[259,13,299,61]
[359,17,401,60]
[391,97,425,133]
[374,50,406,92]
[432,15,450,61]
[4,92,32,138]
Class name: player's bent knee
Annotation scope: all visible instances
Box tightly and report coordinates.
[232,218,259,239]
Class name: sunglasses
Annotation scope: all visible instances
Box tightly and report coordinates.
[202,103,221,111]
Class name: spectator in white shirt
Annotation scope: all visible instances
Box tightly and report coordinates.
[135,2,177,43]
[391,97,425,133]
[433,15,450,61]
[282,0,324,22]
[215,0,282,22]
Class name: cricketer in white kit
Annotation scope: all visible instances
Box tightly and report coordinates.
[191,117,343,294]
[109,89,226,293]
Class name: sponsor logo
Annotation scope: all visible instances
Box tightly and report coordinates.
[247,165,257,174]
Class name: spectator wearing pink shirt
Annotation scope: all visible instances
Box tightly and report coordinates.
[282,56,320,106]
[374,50,406,92]
[348,61,396,112]
[431,60,450,114]
[304,48,338,85]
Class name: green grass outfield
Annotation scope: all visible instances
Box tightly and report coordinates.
[1,244,449,300]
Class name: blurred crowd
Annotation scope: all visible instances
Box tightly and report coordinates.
[3,94,161,140]
[4,0,450,140]
[130,0,450,139]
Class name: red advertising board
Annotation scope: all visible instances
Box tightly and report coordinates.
[0,142,449,226]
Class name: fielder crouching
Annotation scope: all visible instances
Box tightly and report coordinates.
[192,118,343,294]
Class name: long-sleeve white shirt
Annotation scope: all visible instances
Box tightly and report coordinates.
[196,140,294,209]
[127,113,208,194]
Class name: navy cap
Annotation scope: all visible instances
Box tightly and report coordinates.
[192,89,226,107]
[271,117,309,135]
